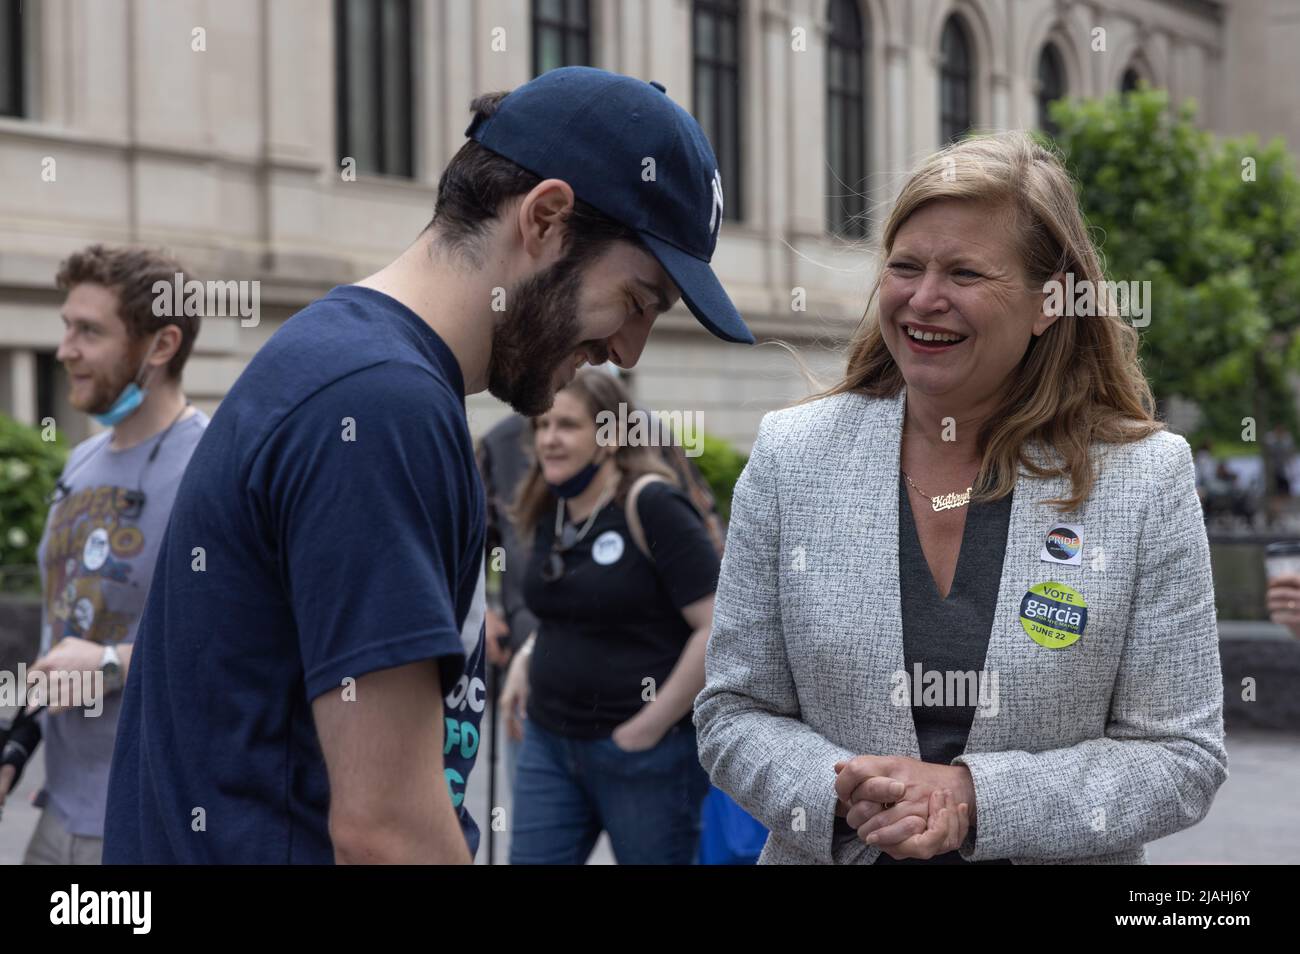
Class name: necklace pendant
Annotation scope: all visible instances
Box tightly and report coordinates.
[930,490,971,512]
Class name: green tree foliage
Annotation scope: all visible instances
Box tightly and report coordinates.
[693,432,748,522]
[1045,88,1300,442]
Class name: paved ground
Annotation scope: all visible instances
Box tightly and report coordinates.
[1146,728,1300,864]
[3,713,1296,864]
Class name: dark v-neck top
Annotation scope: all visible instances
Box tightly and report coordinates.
[870,473,1014,865]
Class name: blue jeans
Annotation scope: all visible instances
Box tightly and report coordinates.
[509,719,710,865]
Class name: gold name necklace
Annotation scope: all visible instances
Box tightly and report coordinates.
[901,470,972,512]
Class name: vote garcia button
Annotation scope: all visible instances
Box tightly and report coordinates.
[1019,582,1087,649]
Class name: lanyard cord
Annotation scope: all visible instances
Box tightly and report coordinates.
[49,402,191,512]
[132,401,191,497]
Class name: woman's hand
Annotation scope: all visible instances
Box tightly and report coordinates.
[611,714,665,752]
[1266,574,1300,638]
[833,765,902,820]
[866,789,969,860]
[835,754,976,859]
[499,641,531,742]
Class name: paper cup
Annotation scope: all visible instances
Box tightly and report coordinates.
[1264,541,1300,581]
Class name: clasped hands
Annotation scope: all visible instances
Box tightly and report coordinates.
[833,755,976,860]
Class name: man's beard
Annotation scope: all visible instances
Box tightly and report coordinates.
[72,343,148,414]
[487,255,607,417]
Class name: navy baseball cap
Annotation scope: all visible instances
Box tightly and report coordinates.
[466,66,754,345]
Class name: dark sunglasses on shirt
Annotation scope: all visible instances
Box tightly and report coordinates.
[540,524,584,584]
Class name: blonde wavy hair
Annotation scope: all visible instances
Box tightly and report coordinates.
[810,130,1161,511]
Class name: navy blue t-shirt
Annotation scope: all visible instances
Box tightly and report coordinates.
[104,285,487,863]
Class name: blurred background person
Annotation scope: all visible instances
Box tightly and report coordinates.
[1264,423,1295,498]
[477,367,723,802]
[0,245,206,864]
[477,412,541,791]
[500,369,717,864]
[1194,439,1216,506]
[1263,424,1296,526]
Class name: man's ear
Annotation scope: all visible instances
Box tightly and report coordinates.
[516,179,576,262]
[147,325,184,373]
[1033,269,1066,336]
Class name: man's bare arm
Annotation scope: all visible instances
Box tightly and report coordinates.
[312,659,471,864]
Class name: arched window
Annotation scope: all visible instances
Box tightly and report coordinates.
[1121,66,1141,93]
[693,0,742,221]
[939,15,973,144]
[1036,44,1066,136]
[826,0,867,237]
[532,0,591,77]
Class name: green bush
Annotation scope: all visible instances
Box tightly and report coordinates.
[0,414,67,593]
[693,432,748,522]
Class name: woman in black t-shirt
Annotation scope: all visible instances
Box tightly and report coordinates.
[500,369,718,865]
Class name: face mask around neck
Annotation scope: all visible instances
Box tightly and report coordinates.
[91,332,162,428]
[547,450,608,499]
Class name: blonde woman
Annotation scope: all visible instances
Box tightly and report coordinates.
[695,131,1227,865]
[502,369,718,864]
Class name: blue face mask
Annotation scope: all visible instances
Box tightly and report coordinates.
[547,452,606,499]
[91,383,146,427]
[91,332,161,428]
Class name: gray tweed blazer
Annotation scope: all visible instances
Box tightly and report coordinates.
[694,389,1227,864]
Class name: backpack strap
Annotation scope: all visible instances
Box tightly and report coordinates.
[624,473,669,562]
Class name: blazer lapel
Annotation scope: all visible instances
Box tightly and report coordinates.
[963,444,1076,754]
[846,390,921,760]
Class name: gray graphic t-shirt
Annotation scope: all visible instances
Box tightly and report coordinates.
[35,410,208,837]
